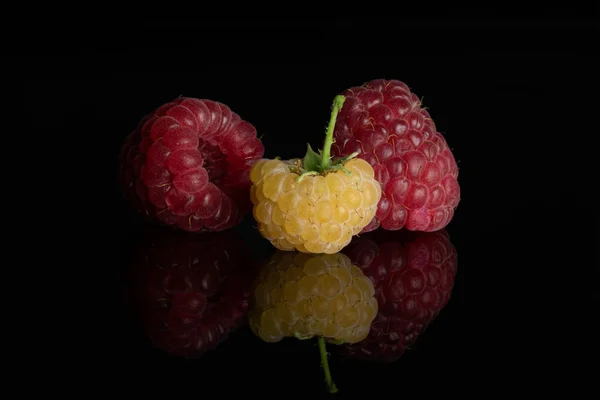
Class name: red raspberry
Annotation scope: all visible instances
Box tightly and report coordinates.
[127,226,257,359]
[119,97,264,232]
[337,229,457,362]
[332,79,460,232]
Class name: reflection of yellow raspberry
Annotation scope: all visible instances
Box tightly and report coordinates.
[249,251,378,394]
[250,95,382,254]
[249,251,378,344]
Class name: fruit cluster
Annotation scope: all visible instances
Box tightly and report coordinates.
[119,79,460,247]
[118,79,460,393]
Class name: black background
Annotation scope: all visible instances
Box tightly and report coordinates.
[18,11,597,398]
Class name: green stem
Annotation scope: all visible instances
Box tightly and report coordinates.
[320,95,346,171]
[318,336,338,394]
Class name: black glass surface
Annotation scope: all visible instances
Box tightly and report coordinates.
[22,13,596,398]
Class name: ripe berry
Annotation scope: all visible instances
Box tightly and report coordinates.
[337,229,457,362]
[250,95,382,254]
[249,251,378,393]
[127,225,257,359]
[332,79,460,232]
[119,97,264,232]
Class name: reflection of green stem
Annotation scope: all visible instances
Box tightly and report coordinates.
[320,95,346,171]
[318,336,338,394]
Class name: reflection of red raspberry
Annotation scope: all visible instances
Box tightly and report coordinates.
[338,229,457,362]
[119,97,264,232]
[127,226,257,359]
[332,79,460,232]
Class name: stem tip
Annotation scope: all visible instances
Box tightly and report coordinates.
[318,336,338,393]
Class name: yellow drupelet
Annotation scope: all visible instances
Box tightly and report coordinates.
[250,157,381,254]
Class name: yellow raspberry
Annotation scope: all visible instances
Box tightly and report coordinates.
[249,95,382,255]
[249,250,378,394]
[250,159,380,253]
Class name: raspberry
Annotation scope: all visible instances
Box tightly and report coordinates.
[249,250,378,393]
[337,229,457,362]
[332,79,460,232]
[119,97,264,232]
[127,225,257,359]
[250,95,382,254]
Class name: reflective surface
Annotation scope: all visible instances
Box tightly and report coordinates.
[115,218,462,395]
